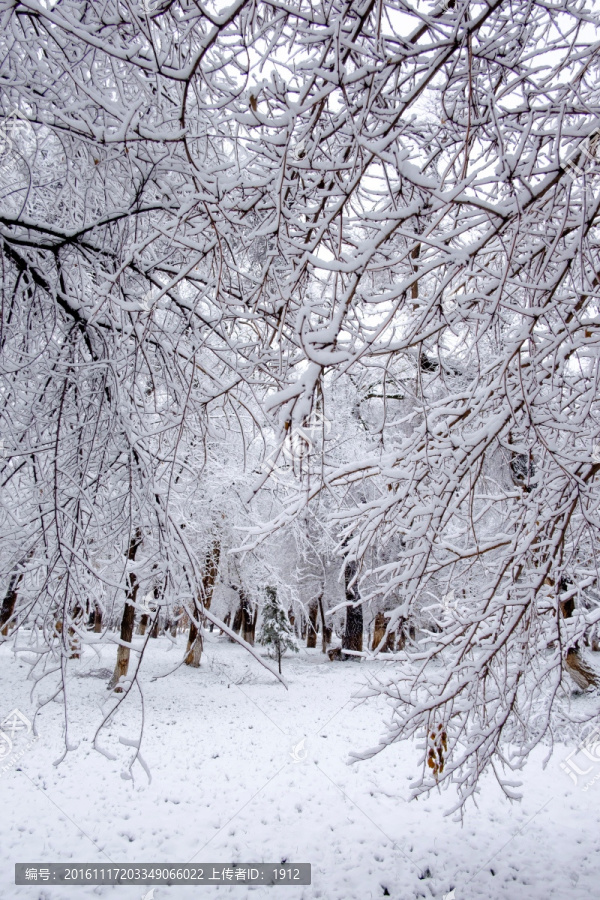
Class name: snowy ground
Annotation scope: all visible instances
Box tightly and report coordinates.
[0,631,598,900]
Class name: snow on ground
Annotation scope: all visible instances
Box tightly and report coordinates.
[0,631,598,900]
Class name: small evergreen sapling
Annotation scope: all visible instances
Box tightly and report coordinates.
[258,586,298,673]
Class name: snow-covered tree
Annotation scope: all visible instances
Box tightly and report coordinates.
[258,587,299,673]
[1,0,600,806]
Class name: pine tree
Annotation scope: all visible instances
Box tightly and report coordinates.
[258,587,299,673]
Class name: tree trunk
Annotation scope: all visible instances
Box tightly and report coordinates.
[185,541,220,667]
[229,589,259,646]
[109,529,142,691]
[93,604,103,633]
[342,559,363,655]
[229,602,243,641]
[560,580,598,689]
[0,550,33,637]
[0,569,25,636]
[184,619,202,666]
[145,583,161,637]
[371,611,387,651]
[241,590,257,645]
[318,595,329,653]
[68,604,83,658]
[395,621,405,650]
[306,599,319,648]
[109,601,136,691]
[343,604,363,654]
[566,648,598,690]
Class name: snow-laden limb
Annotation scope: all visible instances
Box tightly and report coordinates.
[203,607,289,688]
[2,0,600,803]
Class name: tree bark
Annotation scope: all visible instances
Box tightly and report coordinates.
[68,604,83,658]
[395,617,406,651]
[185,619,202,665]
[342,559,363,655]
[0,570,24,636]
[109,601,136,691]
[0,550,34,637]
[306,599,319,648]
[185,541,220,667]
[241,590,257,645]
[560,579,598,689]
[343,604,363,654]
[371,611,387,651]
[230,601,243,641]
[92,604,103,633]
[318,594,329,653]
[109,529,142,691]
[137,613,149,636]
[227,584,256,643]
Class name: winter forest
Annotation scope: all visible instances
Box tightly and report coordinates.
[1,0,600,897]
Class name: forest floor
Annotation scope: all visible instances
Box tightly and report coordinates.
[0,630,598,900]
